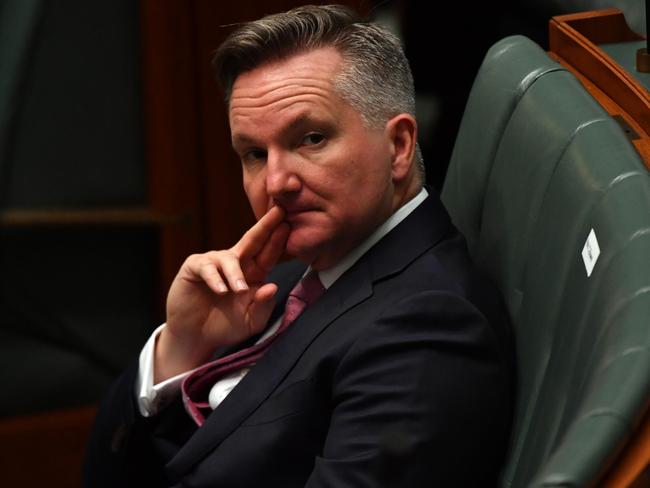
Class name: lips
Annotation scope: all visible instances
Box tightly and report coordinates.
[284,208,315,223]
[276,202,316,219]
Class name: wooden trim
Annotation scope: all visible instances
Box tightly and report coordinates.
[550,9,643,45]
[0,207,187,227]
[0,405,97,487]
[546,51,650,166]
[601,405,650,487]
[548,9,650,169]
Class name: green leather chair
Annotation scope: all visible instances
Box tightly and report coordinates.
[442,35,650,487]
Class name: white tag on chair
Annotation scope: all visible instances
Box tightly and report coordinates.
[581,228,600,277]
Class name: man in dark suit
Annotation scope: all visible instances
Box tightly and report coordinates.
[84,5,514,487]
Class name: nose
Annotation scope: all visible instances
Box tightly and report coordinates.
[265,149,302,198]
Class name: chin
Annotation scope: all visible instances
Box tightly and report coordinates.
[285,242,316,264]
[285,231,324,265]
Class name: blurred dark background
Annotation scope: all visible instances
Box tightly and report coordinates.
[0,0,644,486]
[386,0,645,189]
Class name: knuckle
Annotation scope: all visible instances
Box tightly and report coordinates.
[204,250,222,260]
[221,251,241,267]
[199,250,232,266]
[200,263,219,276]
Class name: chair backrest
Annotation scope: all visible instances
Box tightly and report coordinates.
[442,35,650,487]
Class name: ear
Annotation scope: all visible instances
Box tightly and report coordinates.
[385,114,418,183]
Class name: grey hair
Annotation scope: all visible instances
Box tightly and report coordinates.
[212,4,424,181]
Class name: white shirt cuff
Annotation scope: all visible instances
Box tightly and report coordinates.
[135,323,196,417]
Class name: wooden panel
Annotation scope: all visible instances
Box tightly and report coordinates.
[0,405,97,488]
[140,0,206,309]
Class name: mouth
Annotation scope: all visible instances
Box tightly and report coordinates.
[276,202,317,220]
[284,208,316,223]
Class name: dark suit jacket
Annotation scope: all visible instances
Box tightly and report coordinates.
[84,192,514,487]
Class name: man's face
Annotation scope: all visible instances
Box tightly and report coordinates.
[229,48,397,270]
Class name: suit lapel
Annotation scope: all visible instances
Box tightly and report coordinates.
[366,189,454,281]
[166,191,455,479]
[166,259,373,478]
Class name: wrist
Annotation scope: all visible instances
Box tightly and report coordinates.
[154,327,215,383]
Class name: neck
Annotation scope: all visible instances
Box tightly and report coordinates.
[392,172,422,214]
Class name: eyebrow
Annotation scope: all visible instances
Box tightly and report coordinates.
[231,133,258,148]
[231,112,331,149]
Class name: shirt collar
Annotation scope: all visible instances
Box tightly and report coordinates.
[315,187,428,289]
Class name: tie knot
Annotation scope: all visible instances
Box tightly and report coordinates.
[289,270,325,307]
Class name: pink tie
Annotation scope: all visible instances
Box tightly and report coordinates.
[182,271,325,426]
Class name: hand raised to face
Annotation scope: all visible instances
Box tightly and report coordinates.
[156,206,290,382]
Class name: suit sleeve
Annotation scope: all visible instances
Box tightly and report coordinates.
[304,290,513,488]
[82,359,172,488]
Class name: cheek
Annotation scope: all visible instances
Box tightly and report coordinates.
[243,175,268,219]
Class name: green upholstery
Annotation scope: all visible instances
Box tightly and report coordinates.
[441,35,650,487]
[441,36,563,259]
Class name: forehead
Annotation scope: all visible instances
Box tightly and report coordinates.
[228,48,345,119]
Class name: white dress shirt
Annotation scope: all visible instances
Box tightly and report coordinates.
[136,188,428,417]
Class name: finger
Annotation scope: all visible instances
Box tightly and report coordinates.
[198,261,229,294]
[234,206,285,259]
[247,283,278,335]
[218,252,249,292]
[255,222,290,274]
[178,253,226,286]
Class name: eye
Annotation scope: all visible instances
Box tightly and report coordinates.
[242,148,267,164]
[302,133,325,146]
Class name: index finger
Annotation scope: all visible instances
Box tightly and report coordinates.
[233,205,285,259]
